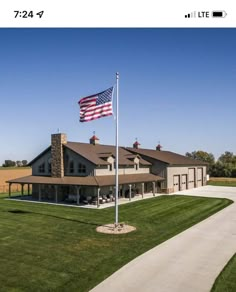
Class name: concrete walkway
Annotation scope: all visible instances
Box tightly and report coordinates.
[91,186,236,292]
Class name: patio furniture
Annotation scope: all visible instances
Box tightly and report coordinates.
[99,196,106,204]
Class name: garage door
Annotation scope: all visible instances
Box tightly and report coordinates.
[181,174,187,190]
[173,175,180,192]
[197,168,203,187]
[188,168,195,189]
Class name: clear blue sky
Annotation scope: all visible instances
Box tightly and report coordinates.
[0,28,236,164]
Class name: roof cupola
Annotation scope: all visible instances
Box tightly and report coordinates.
[90,132,100,145]
[133,138,140,149]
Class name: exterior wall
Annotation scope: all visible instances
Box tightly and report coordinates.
[133,155,168,189]
[166,165,207,193]
[32,150,51,176]
[94,165,150,176]
[31,147,96,177]
[32,184,82,202]
[64,148,95,176]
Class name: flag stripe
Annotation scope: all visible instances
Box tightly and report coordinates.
[81,106,113,120]
[81,111,113,121]
[80,102,112,115]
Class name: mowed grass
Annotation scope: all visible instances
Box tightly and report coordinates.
[0,195,232,292]
[211,253,236,292]
[208,181,236,187]
[208,177,236,187]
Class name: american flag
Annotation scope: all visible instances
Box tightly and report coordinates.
[79,87,113,122]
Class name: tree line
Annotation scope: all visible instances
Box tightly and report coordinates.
[2,160,28,167]
[186,151,236,177]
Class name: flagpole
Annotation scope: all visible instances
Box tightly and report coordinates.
[115,72,119,225]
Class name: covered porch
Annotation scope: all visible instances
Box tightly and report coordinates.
[6,173,165,208]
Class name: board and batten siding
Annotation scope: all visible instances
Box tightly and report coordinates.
[32,150,51,176]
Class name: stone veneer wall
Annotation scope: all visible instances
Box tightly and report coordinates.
[51,133,67,178]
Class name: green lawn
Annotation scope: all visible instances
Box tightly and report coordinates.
[0,194,232,292]
[208,180,236,187]
[211,253,236,292]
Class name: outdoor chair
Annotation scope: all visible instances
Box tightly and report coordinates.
[99,196,106,204]
[108,194,115,201]
[106,195,111,203]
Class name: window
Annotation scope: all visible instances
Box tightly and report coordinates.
[109,164,112,171]
[135,163,139,170]
[48,163,51,173]
[38,163,45,173]
[78,163,86,174]
[69,161,74,173]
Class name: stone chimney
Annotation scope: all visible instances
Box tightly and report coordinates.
[51,133,67,177]
[90,135,100,145]
[133,140,140,149]
[156,143,162,151]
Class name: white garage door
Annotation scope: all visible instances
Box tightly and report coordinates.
[188,168,195,189]
[197,168,203,187]
[173,175,180,192]
[181,174,187,190]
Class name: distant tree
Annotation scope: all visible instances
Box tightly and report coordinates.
[186,150,215,176]
[218,151,236,167]
[185,150,215,165]
[22,160,28,166]
[210,162,232,177]
[16,160,23,167]
[231,168,236,178]
[3,160,16,167]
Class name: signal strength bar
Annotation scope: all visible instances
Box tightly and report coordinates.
[185,11,196,18]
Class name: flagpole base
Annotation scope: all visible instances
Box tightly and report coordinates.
[96,223,136,234]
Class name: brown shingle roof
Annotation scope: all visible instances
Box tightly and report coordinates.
[65,142,151,166]
[95,173,164,186]
[7,173,164,187]
[126,147,208,166]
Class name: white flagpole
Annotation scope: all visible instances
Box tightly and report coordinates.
[115,72,119,225]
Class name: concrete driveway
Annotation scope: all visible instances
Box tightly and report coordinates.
[91,186,236,292]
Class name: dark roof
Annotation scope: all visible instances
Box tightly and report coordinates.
[7,175,96,186]
[126,147,208,166]
[28,142,151,167]
[65,142,151,166]
[7,173,164,187]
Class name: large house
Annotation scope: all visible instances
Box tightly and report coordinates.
[7,133,207,206]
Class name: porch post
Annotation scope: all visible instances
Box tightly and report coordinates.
[129,184,132,201]
[152,181,156,196]
[97,188,100,208]
[21,184,24,196]
[76,186,80,205]
[9,183,12,197]
[141,183,144,198]
[55,185,58,203]
[27,184,30,196]
[39,184,41,201]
